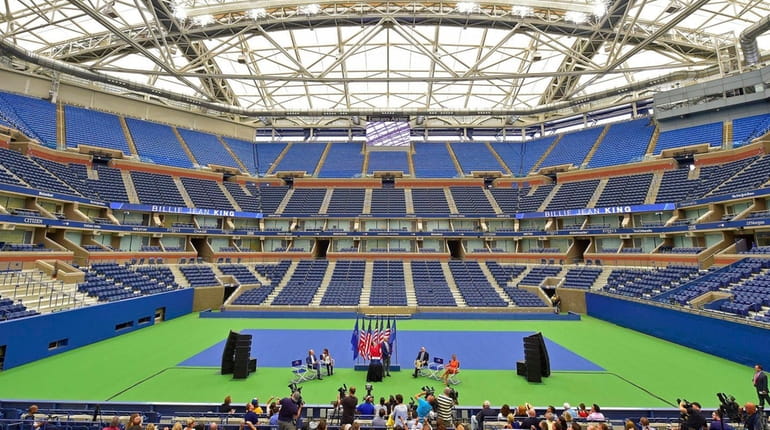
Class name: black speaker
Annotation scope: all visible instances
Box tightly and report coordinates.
[520,332,551,382]
[220,330,239,375]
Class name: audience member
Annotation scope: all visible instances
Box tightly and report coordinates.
[126,414,143,430]
[639,418,651,430]
[372,409,388,427]
[576,404,589,419]
[562,404,577,420]
[339,386,358,426]
[269,405,280,426]
[183,419,195,430]
[586,405,605,422]
[415,390,435,423]
[243,403,259,430]
[498,405,512,420]
[251,398,264,415]
[436,387,455,425]
[277,392,303,430]
[743,403,761,430]
[709,411,733,430]
[209,424,218,430]
[392,394,409,428]
[520,408,540,430]
[146,424,156,430]
[474,400,498,430]
[357,396,376,416]
[570,423,582,430]
[678,401,705,430]
[103,417,121,430]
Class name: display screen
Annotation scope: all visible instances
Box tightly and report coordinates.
[366,121,411,147]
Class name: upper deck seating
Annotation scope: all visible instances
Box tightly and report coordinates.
[368,151,409,175]
[223,182,259,212]
[272,260,329,305]
[319,260,365,305]
[180,177,234,210]
[33,157,100,200]
[655,168,697,203]
[64,105,131,154]
[732,113,770,144]
[595,173,653,207]
[654,121,723,154]
[412,143,458,178]
[411,188,451,214]
[450,142,505,174]
[411,261,456,306]
[546,180,599,210]
[491,136,556,176]
[0,91,57,147]
[447,260,507,307]
[369,261,408,306]
[282,188,326,215]
[489,187,525,213]
[587,118,653,168]
[450,186,495,215]
[518,184,554,212]
[326,188,365,215]
[125,118,193,168]
[318,143,364,178]
[130,171,186,207]
[0,148,80,197]
[370,188,407,214]
[272,143,325,174]
[540,126,604,169]
[178,128,240,170]
[684,157,756,200]
[223,139,286,176]
[706,155,770,197]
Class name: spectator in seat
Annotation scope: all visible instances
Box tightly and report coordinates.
[473,400,497,430]
[219,396,234,414]
[586,405,605,422]
[126,414,143,430]
[243,402,259,430]
[372,409,388,427]
[103,417,121,430]
[709,411,733,430]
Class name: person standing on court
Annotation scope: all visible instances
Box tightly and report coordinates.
[753,364,770,410]
[381,338,392,377]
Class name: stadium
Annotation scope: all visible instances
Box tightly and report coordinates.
[1,0,770,429]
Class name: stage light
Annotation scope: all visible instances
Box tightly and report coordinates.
[565,11,588,24]
[299,4,321,15]
[248,8,267,19]
[512,5,533,17]
[193,14,215,26]
[456,2,479,14]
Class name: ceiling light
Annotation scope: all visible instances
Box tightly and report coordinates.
[565,11,588,24]
[512,5,533,17]
[299,4,321,15]
[193,14,215,25]
[172,5,188,20]
[456,2,479,13]
[248,8,267,19]
[592,1,607,17]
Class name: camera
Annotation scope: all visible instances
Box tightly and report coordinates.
[288,383,304,405]
[337,384,348,398]
[422,386,435,395]
[365,383,373,397]
[717,393,742,423]
[447,388,459,405]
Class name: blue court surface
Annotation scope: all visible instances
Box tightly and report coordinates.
[178,329,603,371]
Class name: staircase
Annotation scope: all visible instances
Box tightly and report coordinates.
[645,172,664,204]
[171,127,200,167]
[173,177,195,207]
[531,135,562,173]
[587,178,609,208]
[445,142,464,177]
[485,142,513,175]
[581,125,610,167]
[361,150,370,177]
[56,103,66,150]
[477,262,514,305]
[402,261,418,306]
[590,268,611,291]
[359,261,374,306]
[265,261,299,305]
[318,188,334,214]
[645,126,660,155]
[407,148,416,177]
[313,143,332,177]
[440,262,467,306]
[444,188,459,214]
[119,116,139,156]
[219,183,242,211]
[168,264,190,287]
[266,143,292,175]
[310,261,336,305]
[537,184,559,212]
[484,188,503,214]
[274,188,295,214]
[362,188,373,214]
[404,188,415,214]
[217,136,250,173]
[120,170,140,203]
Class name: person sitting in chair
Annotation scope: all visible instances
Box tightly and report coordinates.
[306,349,323,380]
[413,346,429,378]
[441,354,460,385]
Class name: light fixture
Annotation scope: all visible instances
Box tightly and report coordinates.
[565,11,588,24]
[248,8,267,19]
[193,14,215,26]
[592,0,607,17]
[512,5,533,17]
[172,5,188,20]
[299,4,321,15]
[100,1,119,19]
[456,2,479,14]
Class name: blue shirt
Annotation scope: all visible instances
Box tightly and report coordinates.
[416,398,432,421]
[357,402,376,416]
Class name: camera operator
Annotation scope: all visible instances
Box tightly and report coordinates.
[743,403,762,430]
[415,390,436,425]
[277,391,303,430]
[338,386,358,426]
[709,410,734,430]
[436,387,455,426]
[678,401,706,430]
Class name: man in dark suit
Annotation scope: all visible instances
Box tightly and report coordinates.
[753,364,769,409]
[306,349,322,380]
[381,339,392,377]
[413,346,429,378]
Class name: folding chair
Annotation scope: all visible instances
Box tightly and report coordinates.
[425,357,444,380]
[291,359,316,383]
[447,368,461,385]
